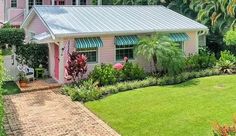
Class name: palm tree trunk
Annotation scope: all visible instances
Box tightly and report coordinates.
[152,54,158,73]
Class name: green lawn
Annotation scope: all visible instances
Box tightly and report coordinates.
[1,81,20,95]
[85,75,236,136]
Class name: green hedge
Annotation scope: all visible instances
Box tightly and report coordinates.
[157,69,221,86]
[16,43,49,69]
[0,28,25,48]
[62,69,223,102]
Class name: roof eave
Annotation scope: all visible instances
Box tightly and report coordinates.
[54,28,209,39]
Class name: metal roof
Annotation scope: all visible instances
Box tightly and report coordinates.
[28,6,208,37]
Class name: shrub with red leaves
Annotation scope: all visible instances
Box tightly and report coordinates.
[65,51,87,82]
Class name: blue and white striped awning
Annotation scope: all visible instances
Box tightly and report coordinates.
[115,35,139,46]
[76,37,103,49]
[169,33,190,42]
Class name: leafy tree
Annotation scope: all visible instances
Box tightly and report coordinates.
[16,43,49,68]
[65,51,88,82]
[190,0,236,34]
[0,28,25,48]
[135,33,185,75]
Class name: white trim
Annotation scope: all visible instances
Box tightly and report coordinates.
[54,28,209,39]
[195,31,199,54]
[58,42,65,83]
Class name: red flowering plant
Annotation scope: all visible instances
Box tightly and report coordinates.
[65,51,87,82]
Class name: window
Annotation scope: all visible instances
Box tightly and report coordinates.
[11,0,17,8]
[72,0,76,5]
[176,41,184,51]
[80,0,86,5]
[116,45,134,61]
[29,0,34,9]
[78,48,97,63]
[35,0,43,5]
[58,0,65,5]
[199,35,206,49]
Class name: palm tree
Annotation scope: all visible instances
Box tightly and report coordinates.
[135,33,185,75]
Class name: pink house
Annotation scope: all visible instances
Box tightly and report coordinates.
[21,5,208,83]
[0,0,91,27]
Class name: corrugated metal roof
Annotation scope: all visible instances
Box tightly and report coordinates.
[32,5,208,37]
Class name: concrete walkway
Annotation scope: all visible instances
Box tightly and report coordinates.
[4,90,120,136]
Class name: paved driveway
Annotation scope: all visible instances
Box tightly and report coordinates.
[4,90,120,136]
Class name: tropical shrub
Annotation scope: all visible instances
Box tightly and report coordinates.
[16,43,49,69]
[135,33,185,75]
[62,79,100,102]
[224,29,236,46]
[185,51,217,71]
[121,62,145,81]
[216,51,236,74]
[65,51,87,82]
[89,64,119,86]
[100,77,157,96]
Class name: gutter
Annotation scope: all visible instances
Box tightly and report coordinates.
[53,28,209,39]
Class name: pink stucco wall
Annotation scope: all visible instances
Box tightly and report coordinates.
[59,32,199,82]
[184,31,198,56]
[8,9,24,26]
[0,0,4,24]
[26,15,48,34]
[25,15,49,41]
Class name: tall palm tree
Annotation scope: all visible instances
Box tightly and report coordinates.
[135,33,185,75]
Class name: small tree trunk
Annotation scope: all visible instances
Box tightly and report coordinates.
[152,54,158,73]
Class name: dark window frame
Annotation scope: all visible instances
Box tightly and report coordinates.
[78,48,98,63]
[72,0,76,5]
[35,0,43,5]
[115,45,134,61]
[11,0,17,8]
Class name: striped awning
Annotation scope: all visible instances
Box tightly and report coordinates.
[76,37,103,49]
[169,33,190,42]
[115,35,139,46]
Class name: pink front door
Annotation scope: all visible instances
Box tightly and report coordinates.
[54,44,59,80]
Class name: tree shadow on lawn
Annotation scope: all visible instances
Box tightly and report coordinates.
[170,79,200,88]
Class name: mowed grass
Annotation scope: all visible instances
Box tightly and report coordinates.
[85,75,236,136]
[1,81,20,95]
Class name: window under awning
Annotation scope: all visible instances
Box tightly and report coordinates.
[115,35,139,46]
[76,37,103,49]
[169,33,190,42]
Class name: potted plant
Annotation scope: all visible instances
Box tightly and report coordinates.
[18,72,28,87]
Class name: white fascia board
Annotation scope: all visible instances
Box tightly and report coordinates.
[53,28,209,39]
